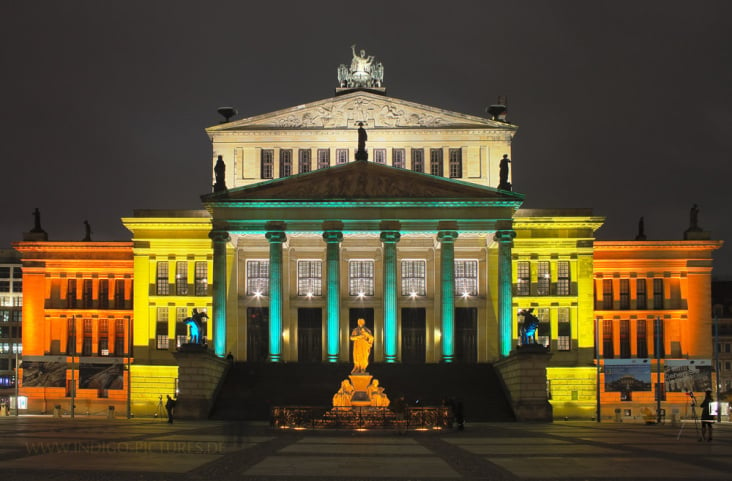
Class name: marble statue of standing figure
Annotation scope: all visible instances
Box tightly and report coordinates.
[689,204,701,231]
[350,318,373,374]
[31,208,43,233]
[213,155,227,192]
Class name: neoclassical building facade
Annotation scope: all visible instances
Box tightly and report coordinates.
[15,54,723,419]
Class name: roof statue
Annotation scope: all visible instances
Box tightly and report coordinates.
[337,45,384,89]
[355,122,368,161]
[82,220,92,242]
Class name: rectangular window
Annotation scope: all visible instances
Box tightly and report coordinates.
[557,261,570,296]
[0,268,8,278]
[449,148,462,178]
[156,262,169,295]
[317,149,330,169]
[82,318,93,356]
[156,307,169,350]
[516,261,530,296]
[115,319,125,356]
[298,149,311,174]
[98,279,109,309]
[98,319,109,355]
[653,318,665,358]
[653,279,664,309]
[67,279,77,309]
[297,260,322,297]
[537,261,550,296]
[12,282,21,293]
[114,280,125,309]
[194,261,208,296]
[82,279,93,308]
[261,149,274,179]
[176,307,188,348]
[67,317,76,355]
[349,260,374,296]
[455,260,478,296]
[373,148,386,164]
[619,279,630,310]
[637,320,648,357]
[246,260,269,296]
[392,148,405,168]
[557,308,571,351]
[411,149,424,173]
[602,279,613,310]
[429,148,443,176]
[537,308,551,347]
[175,261,188,296]
[619,319,630,358]
[401,260,426,296]
[336,148,349,164]
[279,149,292,177]
[602,319,614,358]
[636,279,647,309]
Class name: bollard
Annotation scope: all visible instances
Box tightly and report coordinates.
[53,405,62,418]
[107,405,115,420]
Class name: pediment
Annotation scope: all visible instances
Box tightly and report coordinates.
[203,161,523,203]
[206,91,515,131]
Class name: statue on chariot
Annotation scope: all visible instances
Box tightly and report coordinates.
[337,45,384,89]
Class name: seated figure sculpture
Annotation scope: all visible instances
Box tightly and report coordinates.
[367,379,390,407]
[332,379,355,408]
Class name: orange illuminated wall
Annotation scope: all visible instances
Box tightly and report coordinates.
[12,241,133,414]
[593,240,723,420]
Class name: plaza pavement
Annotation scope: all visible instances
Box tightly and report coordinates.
[0,416,728,480]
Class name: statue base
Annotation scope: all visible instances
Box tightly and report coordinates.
[349,373,373,407]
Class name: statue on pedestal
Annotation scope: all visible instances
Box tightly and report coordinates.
[367,379,390,407]
[350,318,373,374]
[518,309,540,346]
[498,154,512,191]
[355,122,368,161]
[31,208,43,233]
[213,155,227,192]
[332,379,355,408]
[82,220,92,242]
[336,45,385,89]
[184,308,208,345]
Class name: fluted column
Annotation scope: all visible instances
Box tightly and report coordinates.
[209,230,230,358]
[265,230,287,362]
[495,229,516,358]
[437,230,459,362]
[323,230,343,362]
[380,230,401,363]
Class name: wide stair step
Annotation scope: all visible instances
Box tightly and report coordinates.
[210,362,515,422]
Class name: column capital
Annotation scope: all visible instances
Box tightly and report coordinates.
[494,229,516,243]
[265,231,287,243]
[322,230,344,243]
[380,230,401,243]
[209,230,230,243]
[437,230,459,243]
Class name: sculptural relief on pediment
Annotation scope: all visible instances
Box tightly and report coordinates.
[266,97,448,129]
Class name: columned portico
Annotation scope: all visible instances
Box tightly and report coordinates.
[265,230,287,362]
[210,230,230,358]
[495,229,516,357]
[437,230,459,362]
[380,229,401,362]
[323,227,343,362]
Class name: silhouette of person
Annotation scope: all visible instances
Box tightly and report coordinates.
[700,390,714,441]
[165,395,176,424]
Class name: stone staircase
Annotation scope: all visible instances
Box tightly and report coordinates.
[210,362,515,422]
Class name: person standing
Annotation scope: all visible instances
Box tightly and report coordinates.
[700,390,714,441]
[165,395,176,424]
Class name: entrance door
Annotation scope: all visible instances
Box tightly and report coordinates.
[298,308,322,362]
[455,307,477,363]
[246,307,269,362]
[348,308,374,365]
[401,308,426,363]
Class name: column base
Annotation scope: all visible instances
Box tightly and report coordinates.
[326,354,339,363]
[441,356,454,363]
[384,355,397,363]
[268,355,282,363]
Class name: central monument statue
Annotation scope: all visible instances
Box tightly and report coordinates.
[350,318,373,373]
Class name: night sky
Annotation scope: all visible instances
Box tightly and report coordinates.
[2,2,731,276]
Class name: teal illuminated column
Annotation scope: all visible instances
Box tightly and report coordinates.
[265,230,287,362]
[210,230,230,358]
[322,230,343,362]
[380,230,401,362]
[495,229,516,358]
[437,230,458,363]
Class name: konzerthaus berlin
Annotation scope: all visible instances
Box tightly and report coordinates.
[14,49,723,421]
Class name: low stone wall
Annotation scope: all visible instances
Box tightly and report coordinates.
[495,346,553,421]
[173,349,229,419]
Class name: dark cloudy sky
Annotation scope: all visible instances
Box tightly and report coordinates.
[2,1,731,275]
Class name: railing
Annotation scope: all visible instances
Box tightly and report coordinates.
[271,406,450,430]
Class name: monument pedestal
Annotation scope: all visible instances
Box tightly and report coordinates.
[349,374,373,407]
